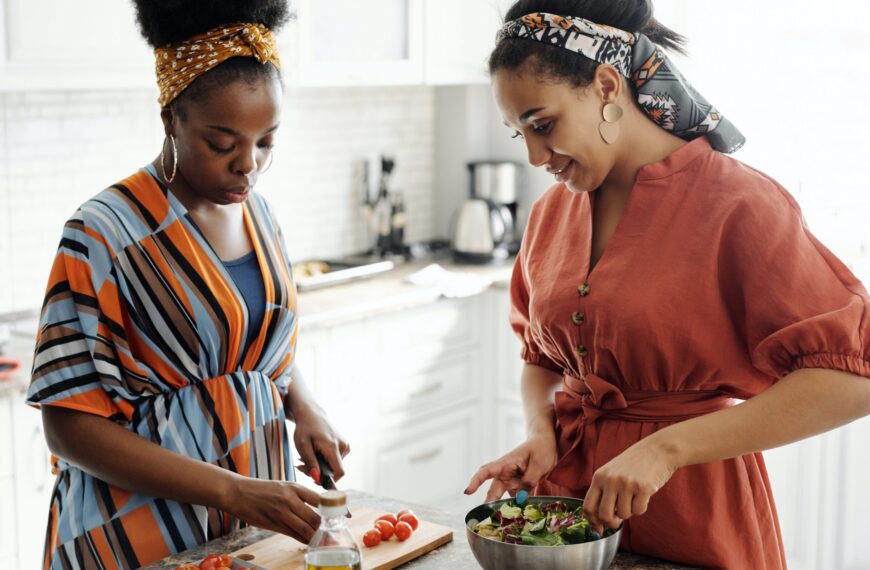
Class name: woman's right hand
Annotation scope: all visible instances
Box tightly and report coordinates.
[464,433,559,502]
[223,476,321,543]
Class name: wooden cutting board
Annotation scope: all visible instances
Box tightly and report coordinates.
[231,508,454,569]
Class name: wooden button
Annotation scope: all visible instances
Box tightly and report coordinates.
[578,283,590,297]
[571,312,585,325]
[574,345,588,358]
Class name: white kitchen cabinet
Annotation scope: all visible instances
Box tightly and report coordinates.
[0,475,16,560]
[0,397,13,479]
[11,397,53,570]
[422,0,508,85]
[491,288,523,404]
[0,0,154,91]
[371,405,479,505]
[838,416,870,570]
[295,0,424,87]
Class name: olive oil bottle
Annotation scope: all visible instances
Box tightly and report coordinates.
[305,491,361,570]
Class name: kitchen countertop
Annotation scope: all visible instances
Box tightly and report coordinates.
[142,490,698,570]
[296,254,515,329]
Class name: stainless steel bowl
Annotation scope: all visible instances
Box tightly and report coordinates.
[465,496,622,570]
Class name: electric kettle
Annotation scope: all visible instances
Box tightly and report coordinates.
[450,198,511,263]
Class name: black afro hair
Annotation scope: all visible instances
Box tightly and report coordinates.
[133,0,292,47]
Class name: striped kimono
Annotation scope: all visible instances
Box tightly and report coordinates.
[26,169,299,569]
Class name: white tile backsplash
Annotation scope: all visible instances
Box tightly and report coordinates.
[0,86,437,314]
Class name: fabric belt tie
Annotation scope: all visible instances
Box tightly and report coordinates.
[547,372,734,489]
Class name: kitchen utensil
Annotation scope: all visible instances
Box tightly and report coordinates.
[231,507,453,570]
[315,451,336,490]
[465,496,622,570]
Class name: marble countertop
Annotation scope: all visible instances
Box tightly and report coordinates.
[143,490,698,570]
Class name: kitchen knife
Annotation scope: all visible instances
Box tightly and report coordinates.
[314,451,351,517]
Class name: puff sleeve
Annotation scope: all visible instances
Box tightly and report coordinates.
[718,180,870,380]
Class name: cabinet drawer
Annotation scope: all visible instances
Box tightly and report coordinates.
[377,297,480,357]
[377,352,479,416]
[372,408,478,505]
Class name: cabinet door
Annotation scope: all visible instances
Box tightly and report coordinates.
[296,0,424,86]
[11,400,53,570]
[1,0,154,90]
[423,0,515,85]
[0,476,15,560]
[371,406,479,506]
[0,397,14,559]
[839,416,870,570]
[491,289,524,403]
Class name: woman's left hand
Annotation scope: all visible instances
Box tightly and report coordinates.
[582,437,681,532]
[291,402,351,483]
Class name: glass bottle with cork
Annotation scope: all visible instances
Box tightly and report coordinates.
[305,491,361,570]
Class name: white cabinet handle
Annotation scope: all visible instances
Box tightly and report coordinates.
[409,447,443,464]
[409,382,443,399]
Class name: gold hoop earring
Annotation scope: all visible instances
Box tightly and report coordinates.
[598,103,623,145]
[259,150,274,174]
[161,134,178,183]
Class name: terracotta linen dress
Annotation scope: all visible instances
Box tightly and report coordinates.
[26,169,299,569]
[511,137,870,569]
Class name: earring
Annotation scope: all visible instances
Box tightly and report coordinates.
[161,134,178,184]
[598,103,623,145]
[259,150,274,174]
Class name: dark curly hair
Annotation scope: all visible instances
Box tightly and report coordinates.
[133,0,293,109]
[490,0,687,88]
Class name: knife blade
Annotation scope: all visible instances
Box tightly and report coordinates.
[315,451,336,490]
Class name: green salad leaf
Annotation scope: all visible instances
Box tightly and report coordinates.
[472,499,608,547]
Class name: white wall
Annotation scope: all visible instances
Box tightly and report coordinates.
[0,86,437,314]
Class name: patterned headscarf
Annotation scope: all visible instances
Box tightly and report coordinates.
[155,23,281,107]
[498,13,745,153]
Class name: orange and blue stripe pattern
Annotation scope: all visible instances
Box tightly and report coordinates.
[26,169,298,569]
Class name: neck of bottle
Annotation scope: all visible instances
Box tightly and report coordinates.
[319,506,348,529]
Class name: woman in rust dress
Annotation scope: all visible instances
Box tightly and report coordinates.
[465,1,870,568]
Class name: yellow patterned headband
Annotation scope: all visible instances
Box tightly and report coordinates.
[154,22,281,107]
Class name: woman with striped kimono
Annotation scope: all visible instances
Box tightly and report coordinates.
[24,1,350,568]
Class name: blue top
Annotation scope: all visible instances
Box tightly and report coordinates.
[223,251,266,351]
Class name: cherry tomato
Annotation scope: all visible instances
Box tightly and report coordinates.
[376,513,398,526]
[363,528,382,547]
[218,555,233,566]
[199,554,222,570]
[395,520,413,541]
[397,509,414,519]
[375,520,395,540]
[398,512,419,531]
